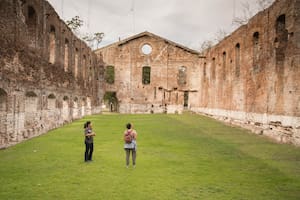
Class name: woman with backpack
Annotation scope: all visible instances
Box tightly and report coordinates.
[123,123,138,168]
[84,121,96,162]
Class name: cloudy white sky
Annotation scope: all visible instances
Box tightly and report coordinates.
[47,0,273,50]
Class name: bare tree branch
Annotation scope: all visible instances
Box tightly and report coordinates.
[232,0,275,27]
[214,29,228,43]
[257,0,275,10]
[199,40,214,53]
[232,2,252,26]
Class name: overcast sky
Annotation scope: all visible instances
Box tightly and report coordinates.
[47,0,273,50]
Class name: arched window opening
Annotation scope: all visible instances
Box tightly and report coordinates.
[253,32,260,71]
[26,6,37,47]
[62,96,69,121]
[72,97,79,119]
[25,91,38,128]
[83,55,87,80]
[212,58,216,80]
[275,14,288,66]
[178,66,187,86]
[142,66,151,85]
[235,43,241,77]
[0,89,7,112]
[25,91,38,97]
[222,51,226,80]
[47,94,56,110]
[75,48,79,78]
[253,32,259,44]
[63,96,69,101]
[49,25,56,64]
[64,39,69,72]
[203,62,206,77]
[89,60,94,82]
[276,15,286,33]
[48,94,56,99]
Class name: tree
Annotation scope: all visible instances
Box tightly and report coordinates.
[232,2,252,26]
[199,29,228,53]
[214,29,228,43]
[66,16,83,33]
[200,0,275,52]
[199,40,214,53]
[93,32,105,48]
[65,16,104,49]
[82,32,105,49]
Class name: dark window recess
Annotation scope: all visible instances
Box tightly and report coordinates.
[253,32,260,71]
[235,43,240,77]
[105,66,115,84]
[142,66,151,85]
[275,14,288,68]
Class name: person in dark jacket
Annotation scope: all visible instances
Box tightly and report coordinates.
[84,121,96,162]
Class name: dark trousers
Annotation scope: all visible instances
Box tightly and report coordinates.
[125,149,136,166]
[85,142,94,161]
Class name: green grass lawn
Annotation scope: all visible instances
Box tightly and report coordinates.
[0,113,300,200]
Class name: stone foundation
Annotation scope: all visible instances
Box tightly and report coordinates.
[192,107,300,146]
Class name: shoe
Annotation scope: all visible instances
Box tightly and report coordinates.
[133,165,136,168]
[126,165,129,168]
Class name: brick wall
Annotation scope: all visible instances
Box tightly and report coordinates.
[192,0,300,145]
[95,32,201,114]
[0,0,104,148]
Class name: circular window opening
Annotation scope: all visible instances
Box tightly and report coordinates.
[141,44,152,55]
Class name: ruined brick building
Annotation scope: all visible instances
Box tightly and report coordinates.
[194,0,300,145]
[0,0,104,148]
[0,0,299,148]
[95,31,202,114]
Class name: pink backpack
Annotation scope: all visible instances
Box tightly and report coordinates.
[124,130,133,143]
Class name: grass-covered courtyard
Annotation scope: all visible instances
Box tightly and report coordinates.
[0,113,299,199]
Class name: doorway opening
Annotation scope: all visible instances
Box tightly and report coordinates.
[184,91,189,109]
[103,91,118,112]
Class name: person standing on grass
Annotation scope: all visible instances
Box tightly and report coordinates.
[124,123,138,168]
[84,121,96,162]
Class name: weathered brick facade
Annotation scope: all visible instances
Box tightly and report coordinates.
[193,0,300,145]
[95,32,202,114]
[0,0,104,148]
